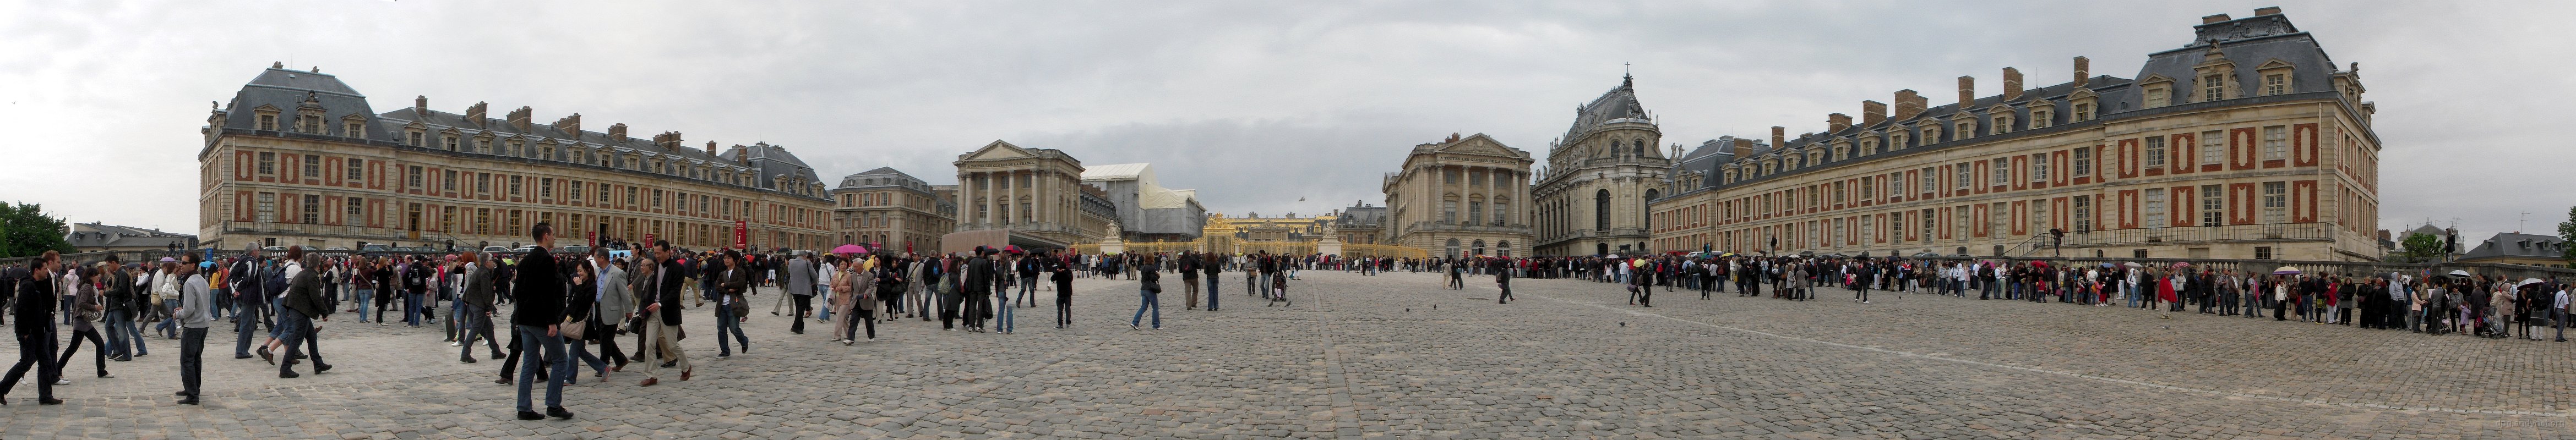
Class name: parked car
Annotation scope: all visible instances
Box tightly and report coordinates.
[560,245,592,256]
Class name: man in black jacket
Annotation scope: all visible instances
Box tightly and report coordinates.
[231,250,265,359]
[276,251,333,378]
[638,240,690,387]
[510,223,574,421]
[1,251,63,405]
[1201,253,1221,311]
[962,248,996,332]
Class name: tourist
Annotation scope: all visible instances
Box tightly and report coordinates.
[714,251,752,358]
[175,254,211,404]
[3,251,64,405]
[638,241,693,387]
[512,222,574,421]
[1053,255,1075,328]
[59,264,111,381]
[275,250,333,378]
[1132,265,1162,330]
[459,253,503,363]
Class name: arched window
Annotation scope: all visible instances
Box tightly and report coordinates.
[1445,238,1462,258]
[1594,189,1611,232]
[1472,239,1486,256]
[1497,240,1512,257]
[1633,140,1645,157]
[1642,189,1659,230]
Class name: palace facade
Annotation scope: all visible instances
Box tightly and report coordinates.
[830,167,958,254]
[1651,8,2382,261]
[1381,133,1535,258]
[1532,75,1671,256]
[197,64,835,251]
[951,140,1114,249]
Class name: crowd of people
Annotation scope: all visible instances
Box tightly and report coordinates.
[7,232,2571,418]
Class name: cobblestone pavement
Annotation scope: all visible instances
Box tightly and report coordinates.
[3,271,2572,438]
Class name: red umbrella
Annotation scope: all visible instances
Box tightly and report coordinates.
[831,244,868,255]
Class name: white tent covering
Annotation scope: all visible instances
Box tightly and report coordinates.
[1082,163,1191,210]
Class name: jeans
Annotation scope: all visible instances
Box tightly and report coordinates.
[514,325,570,412]
[179,327,206,397]
[815,285,832,321]
[1205,277,1220,310]
[234,298,262,356]
[1018,277,1038,305]
[104,310,134,359]
[571,333,622,375]
[59,327,107,377]
[276,308,322,375]
[715,299,749,356]
[157,299,183,338]
[460,304,502,358]
[353,289,373,322]
[1132,288,1160,328]
[994,293,1014,333]
[2,327,59,401]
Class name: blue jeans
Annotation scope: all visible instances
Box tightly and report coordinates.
[156,299,182,337]
[994,293,1014,333]
[352,289,373,322]
[715,299,749,356]
[276,308,321,374]
[815,285,832,321]
[1131,288,1160,328]
[1205,277,1220,310]
[1018,277,1038,305]
[233,296,263,356]
[104,310,134,358]
[514,325,569,412]
[404,293,424,326]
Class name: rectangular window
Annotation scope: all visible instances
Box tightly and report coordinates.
[508,175,522,197]
[1888,174,1904,197]
[2030,153,2049,182]
[2254,246,2274,260]
[345,158,364,181]
[1920,168,1935,195]
[2030,199,2047,236]
[405,166,423,188]
[2261,182,2287,223]
[256,152,276,175]
[346,121,363,136]
[1955,163,1971,189]
[1990,160,2008,185]
[2202,74,2226,102]
[539,178,554,200]
[2199,184,2224,227]
[442,170,457,191]
[2263,74,2286,96]
[302,154,320,178]
[2145,86,2170,108]
[255,193,276,222]
[2144,136,2167,169]
[1468,201,1483,224]
[2071,147,2092,177]
[626,187,638,207]
[301,194,320,224]
[2072,196,2092,232]
[2073,102,2093,121]
[1494,202,1508,226]
[406,131,423,146]
[2144,188,2167,227]
[571,182,585,201]
[346,197,364,220]
[2201,130,2225,166]
[257,114,277,131]
[2262,126,2288,160]
[1442,201,1458,224]
[443,136,458,151]
[475,173,489,195]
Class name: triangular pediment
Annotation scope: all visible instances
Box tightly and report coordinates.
[963,140,1034,161]
[1435,133,1524,158]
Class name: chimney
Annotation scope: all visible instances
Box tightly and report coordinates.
[608,123,629,141]
[1893,90,1925,120]
[464,102,488,126]
[2203,14,2231,24]
[1771,126,1785,148]
[2253,7,2282,16]
[2001,68,2023,101]
[1862,100,1887,126]
[705,141,718,156]
[552,113,581,138]
[1827,113,1851,132]
[2072,57,2090,88]
[413,96,427,114]
[1956,76,1975,107]
[1735,135,1757,159]
[507,106,533,131]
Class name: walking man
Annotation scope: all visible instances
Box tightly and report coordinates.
[512,223,575,421]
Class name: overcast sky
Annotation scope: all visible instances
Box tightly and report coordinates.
[3,1,2569,244]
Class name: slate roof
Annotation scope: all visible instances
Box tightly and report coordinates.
[214,66,389,141]
[1705,12,2356,190]
[66,223,195,249]
[2459,232,2569,262]
[1559,75,1650,146]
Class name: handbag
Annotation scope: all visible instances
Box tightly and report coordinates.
[729,293,750,317]
[560,317,588,340]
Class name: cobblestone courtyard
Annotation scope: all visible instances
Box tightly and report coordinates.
[4,270,2573,439]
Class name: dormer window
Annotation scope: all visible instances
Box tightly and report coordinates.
[1832,144,1849,161]
[1890,131,1909,150]
[2139,74,2175,108]
[257,114,278,131]
[2030,107,2053,129]
[442,135,458,151]
[1859,138,1878,156]
[1922,125,1943,144]
[2256,59,2296,96]
[298,112,323,133]
[2073,102,2094,121]
[405,130,423,146]
[343,117,365,137]
[2201,74,2227,102]
[1955,119,1976,139]
[1991,113,2014,135]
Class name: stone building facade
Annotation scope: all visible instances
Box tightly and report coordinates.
[830,167,957,254]
[951,140,1107,248]
[1652,8,2383,261]
[197,64,835,252]
[1532,75,1672,256]
[1381,133,1535,258]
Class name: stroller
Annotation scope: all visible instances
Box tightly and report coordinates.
[1267,272,1292,307]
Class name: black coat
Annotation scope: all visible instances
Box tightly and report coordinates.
[14,275,55,337]
[510,248,567,328]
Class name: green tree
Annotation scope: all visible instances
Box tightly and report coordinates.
[2559,205,2576,263]
[1,201,75,258]
[2400,232,2446,263]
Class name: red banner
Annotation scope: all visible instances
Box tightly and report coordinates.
[733,220,749,250]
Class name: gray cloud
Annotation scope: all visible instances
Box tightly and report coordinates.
[0,1,2566,244]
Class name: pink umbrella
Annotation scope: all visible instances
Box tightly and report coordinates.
[831,244,869,255]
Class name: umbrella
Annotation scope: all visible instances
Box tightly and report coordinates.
[1004,245,1024,254]
[2447,270,2472,278]
[2519,278,2546,288]
[831,244,868,255]
[2123,262,2143,268]
[1605,254,1621,258]
[2272,266,2302,276]
[2169,262,2192,271]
